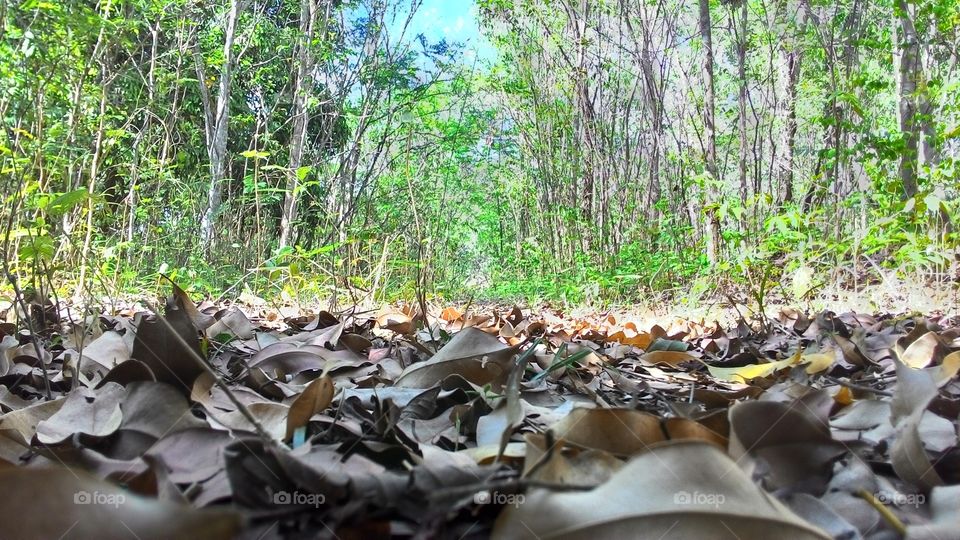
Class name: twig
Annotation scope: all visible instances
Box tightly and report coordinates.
[823,375,892,397]
[847,373,897,384]
[0,163,53,400]
[521,429,556,480]
[856,488,907,536]
[2,271,53,400]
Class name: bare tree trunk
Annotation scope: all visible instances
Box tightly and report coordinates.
[75,0,114,296]
[76,75,109,297]
[699,0,720,264]
[734,0,748,203]
[780,7,806,204]
[563,0,597,248]
[279,0,321,249]
[917,35,940,175]
[895,0,920,199]
[197,0,245,254]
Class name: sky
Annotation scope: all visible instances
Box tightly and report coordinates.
[396,0,497,62]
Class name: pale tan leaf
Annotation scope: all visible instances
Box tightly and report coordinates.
[493,441,830,539]
[394,327,517,388]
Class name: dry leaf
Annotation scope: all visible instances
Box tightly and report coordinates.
[285,375,334,440]
[494,441,830,539]
[395,327,517,388]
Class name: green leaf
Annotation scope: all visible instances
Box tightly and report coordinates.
[47,189,90,215]
[240,149,270,159]
[19,236,55,262]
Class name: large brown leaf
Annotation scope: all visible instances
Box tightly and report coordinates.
[285,375,335,440]
[493,441,830,539]
[36,383,125,444]
[395,327,518,388]
[130,302,203,395]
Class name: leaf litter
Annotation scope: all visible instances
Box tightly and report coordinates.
[0,287,958,539]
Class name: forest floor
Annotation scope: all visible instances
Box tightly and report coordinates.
[0,281,959,539]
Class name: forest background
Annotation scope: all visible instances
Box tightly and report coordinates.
[2,0,958,309]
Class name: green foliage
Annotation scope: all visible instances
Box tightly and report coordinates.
[1,0,958,307]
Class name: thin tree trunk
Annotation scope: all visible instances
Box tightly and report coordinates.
[76,77,109,297]
[564,0,596,247]
[74,0,114,297]
[197,0,245,254]
[280,0,320,249]
[699,0,720,264]
[734,0,749,203]
[895,0,920,199]
[780,8,805,204]
[916,22,939,172]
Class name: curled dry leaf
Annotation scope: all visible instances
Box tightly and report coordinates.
[494,441,830,540]
[832,334,875,367]
[898,331,947,369]
[205,306,255,340]
[249,342,365,377]
[166,277,216,330]
[285,375,335,440]
[728,399,846,491]
[208,402,290,441]
[130,304,203,395]
[9,343,52,367]
[377,312,414,334]
[339,333,372,354]
[96,358,156,388]
[395,327,518,388]
[889,359,945,490]
[0,335,17,376]
[79,330,132,370]
[928,350,960,388]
